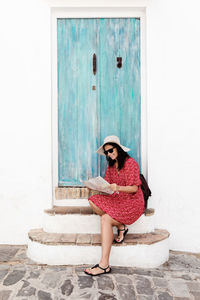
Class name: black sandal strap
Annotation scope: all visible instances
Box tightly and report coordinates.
[118,224,127,232]
[91,264,109,272]
[91,264,99,269]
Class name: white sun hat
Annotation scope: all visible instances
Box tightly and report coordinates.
[96,135,130,156]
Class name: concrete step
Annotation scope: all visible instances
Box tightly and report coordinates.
[43,206,155,234]
[27,228,170,268]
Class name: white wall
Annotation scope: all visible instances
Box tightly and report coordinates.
[146,0,200,252]
[0,0,52,243]
[0,0,200,251]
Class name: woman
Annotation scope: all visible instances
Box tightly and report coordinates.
[84,136,144,276]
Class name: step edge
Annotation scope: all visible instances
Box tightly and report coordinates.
[44,207,155,216]
[28,229,169,246]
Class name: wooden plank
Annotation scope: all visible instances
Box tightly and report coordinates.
[57,19,99,185]
[118,18,141,166]
[98,18,121,175]
[98,18,141,175]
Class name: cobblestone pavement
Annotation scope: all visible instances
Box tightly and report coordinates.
[0,246,200,299]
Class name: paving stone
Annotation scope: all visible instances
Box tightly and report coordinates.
[75,265,90,273]
[12,264,26,270]
[47,265,73,275]
[28,270,40,279]
[60,279,74,296]
[98,292,117,300]
[0,247,19,262]
[0,290,12,300]
[3,269,26,286]
[153,277,168,288]
[1,246,200,300]
[14,248,27,260]
[174,298,191,300]
[26,265,43,274]
[157,292,173,300]
[111,267,134,275]
[169,271,192,281]
[133,269,153,276]
[47,265,71,271]
[191,291,200,300]
[0,267,9,281]
[149,270,165,278]
[38,290,53,300]
[16,280,36,297]
[114,274,132,284]
[97,276,114,290]
[117,284,136,300]
[169,253,200,272]
[78,291,93,299]
[136,276,154,295]
[0,265,9,270]
[42,271,62,288]
[181,274,193,280]
[137,296,156,300]
[134,269,164,278]
[168,279,190,298]
[78,275,94,289]
[186,281,200,291]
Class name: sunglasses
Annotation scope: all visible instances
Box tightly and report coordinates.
[104,147,115,155]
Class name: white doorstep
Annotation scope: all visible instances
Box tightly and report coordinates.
[43,212,155,234]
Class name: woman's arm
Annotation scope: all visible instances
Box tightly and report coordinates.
[110,183,138,194]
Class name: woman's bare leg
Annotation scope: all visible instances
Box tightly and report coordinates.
[85,214,122,275]
[100,214,121,266]
[89,200,105,216]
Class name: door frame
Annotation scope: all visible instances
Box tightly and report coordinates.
[51,7,147,202]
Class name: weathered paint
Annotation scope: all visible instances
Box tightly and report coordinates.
[57,19,99,185]
[57,18,141,186]
[98,18,141,175]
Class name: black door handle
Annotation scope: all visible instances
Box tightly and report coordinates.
[93,54,96,75]
[117,57,122,68]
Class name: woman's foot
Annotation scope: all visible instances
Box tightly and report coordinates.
[114,224,128,243]
[84,264,111,276]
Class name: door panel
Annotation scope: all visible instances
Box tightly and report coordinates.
[57,19,99,185]
[57,18,141,186]
[99,18,141,175]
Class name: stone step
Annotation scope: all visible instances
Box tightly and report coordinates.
[27,229,170,268]
[43,206,155,234]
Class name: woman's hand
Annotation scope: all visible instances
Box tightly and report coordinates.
[110,183,118,192]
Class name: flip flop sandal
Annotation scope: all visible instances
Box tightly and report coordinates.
[113,224,128,244]
[84,264,111,276]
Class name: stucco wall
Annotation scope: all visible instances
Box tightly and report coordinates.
[0,0,199,251]
[146,0,200,252]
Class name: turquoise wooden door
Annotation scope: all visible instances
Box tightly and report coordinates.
[57,18,141,186]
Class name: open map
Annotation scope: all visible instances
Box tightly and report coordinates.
[83,176,114,194]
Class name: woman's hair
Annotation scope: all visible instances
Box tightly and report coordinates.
[103,143,130,171]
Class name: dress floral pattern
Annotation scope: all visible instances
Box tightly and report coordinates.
[89,157,145,225]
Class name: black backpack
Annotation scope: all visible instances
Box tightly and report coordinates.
[140,174,151,209]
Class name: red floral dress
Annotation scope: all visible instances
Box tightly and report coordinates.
[89,157,145,225]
